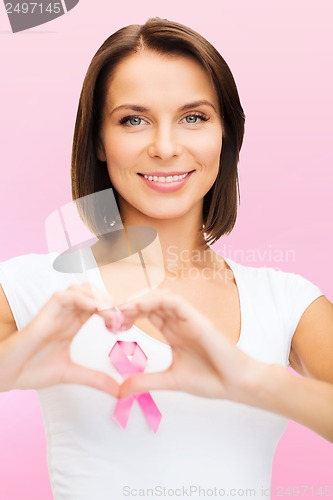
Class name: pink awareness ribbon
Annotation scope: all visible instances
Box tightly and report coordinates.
[109,341,162,432]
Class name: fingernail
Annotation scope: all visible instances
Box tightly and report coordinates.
[107,317,121,333]
[107,311,127,332]
[107,323,119,333]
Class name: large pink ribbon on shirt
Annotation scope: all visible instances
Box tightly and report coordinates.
[109,341,162,432]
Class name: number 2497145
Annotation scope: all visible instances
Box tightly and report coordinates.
[276,485,332,497]
[5,3,62,15]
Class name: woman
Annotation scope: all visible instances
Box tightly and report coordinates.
[0,18,332,500]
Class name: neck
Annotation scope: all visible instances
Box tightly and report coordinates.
[118,204,220,279]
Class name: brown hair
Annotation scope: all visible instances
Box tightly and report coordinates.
[71,18,245,245]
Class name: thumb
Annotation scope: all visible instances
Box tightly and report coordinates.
[62,364,119,396]
[119,370,174,398]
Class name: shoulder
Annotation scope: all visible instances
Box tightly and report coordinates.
[290,294,333,380]
[0,252,61,291]
[225,258,322,296]
[225,258,324,332]
[0,252,57,274]
[0,252,74,330]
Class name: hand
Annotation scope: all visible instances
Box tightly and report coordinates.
[0,283,121,396]
[115,289,266,403]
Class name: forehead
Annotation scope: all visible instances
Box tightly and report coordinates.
[105,51,218,109]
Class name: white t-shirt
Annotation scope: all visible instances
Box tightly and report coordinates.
[0,251,324,500]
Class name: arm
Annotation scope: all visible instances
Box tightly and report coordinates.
[0,285,18,341]
[0,283,119,395]
[115,290,333,442]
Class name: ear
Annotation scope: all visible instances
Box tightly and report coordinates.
[96,142,107,162]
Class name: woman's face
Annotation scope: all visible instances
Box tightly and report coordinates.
[97,50,222,223]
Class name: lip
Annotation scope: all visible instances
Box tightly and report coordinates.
[138,170,194,193]
[138,171,193,176]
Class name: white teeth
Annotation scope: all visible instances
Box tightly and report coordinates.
[143,172,189,182]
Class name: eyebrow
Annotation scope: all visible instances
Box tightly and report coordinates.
[109,100,217,116]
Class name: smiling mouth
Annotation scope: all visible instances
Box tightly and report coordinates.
[138,170,194,183]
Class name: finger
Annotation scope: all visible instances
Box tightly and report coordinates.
[120,290,192,323]
[69,284,119,328]
[119,291,212,339]
[104,310,126,333]
[54,288,116,326]
[119,370,175,398]
[108,305,171,333]
[65,283,115,312]
[61,363,119,396]
[30,291,99,337]
[53,290,100,314]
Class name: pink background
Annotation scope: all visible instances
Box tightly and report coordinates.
[0,1,332,498]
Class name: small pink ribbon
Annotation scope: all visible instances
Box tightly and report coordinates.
[109,341,162,432]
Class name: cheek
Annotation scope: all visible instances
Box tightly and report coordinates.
[194,131,222,167]
[104,149,139,199]
[103,138,125,165]
[104,134,144,170]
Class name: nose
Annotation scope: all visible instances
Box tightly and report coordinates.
[147,124,183,160]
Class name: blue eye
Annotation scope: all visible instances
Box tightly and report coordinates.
[182,113,208,124]
[185,115,200,123]
[119,113,208,126]
[120,116,146,126]
[128,117,142,126]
